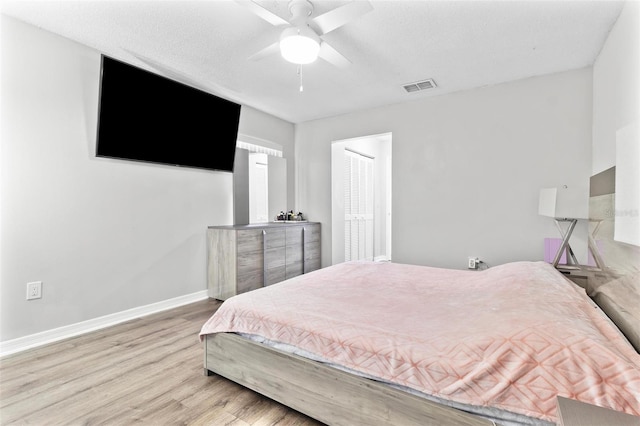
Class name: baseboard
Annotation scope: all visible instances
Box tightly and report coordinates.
[0,290,209,357]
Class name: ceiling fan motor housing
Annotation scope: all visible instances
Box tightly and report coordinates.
[279,0,321,65]
[288,0,314,25]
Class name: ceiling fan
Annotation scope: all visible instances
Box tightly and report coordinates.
[238,0,373,68]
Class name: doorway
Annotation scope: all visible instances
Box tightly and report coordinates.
[331,133,392,265]
[344,149,374,261]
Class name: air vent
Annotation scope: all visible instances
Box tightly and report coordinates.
[402,78,437,93]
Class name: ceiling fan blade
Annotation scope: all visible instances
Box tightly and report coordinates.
[236,0,290,27]
[318,41,351,68]
[311,1,373,35]
[248,41,281,61]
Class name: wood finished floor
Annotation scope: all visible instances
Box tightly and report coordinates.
[0,299,324,425]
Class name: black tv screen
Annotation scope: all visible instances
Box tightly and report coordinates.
[96,55,241,172]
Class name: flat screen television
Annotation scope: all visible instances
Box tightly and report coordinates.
[96,55,241,172]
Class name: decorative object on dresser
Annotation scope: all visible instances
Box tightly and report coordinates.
[207,222,320,300]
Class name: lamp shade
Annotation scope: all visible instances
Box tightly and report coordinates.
[538,186,589,219]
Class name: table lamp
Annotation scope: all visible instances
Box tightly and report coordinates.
[539,185,589,268]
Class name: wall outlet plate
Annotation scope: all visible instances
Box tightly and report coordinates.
[27,281,42,300]
[468,257,478,269]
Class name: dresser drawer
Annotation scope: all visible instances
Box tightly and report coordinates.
[265,265,286,286]
[286,226,303,245]
[303,224,320,243]
[237,229,263,252]
[304,243,320,262]
[265,247,286,269]
[264,228,286,249]
[237,249,263,275]
[286,261,303,279]
[286,245,303,264]
[237,270,264,294]
[304,257,321,273]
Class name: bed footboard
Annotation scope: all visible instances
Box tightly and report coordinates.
[204,333,492,426]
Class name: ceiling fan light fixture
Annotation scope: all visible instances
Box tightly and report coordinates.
[280,26,320,65]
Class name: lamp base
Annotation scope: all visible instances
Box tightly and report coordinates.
[551,219,579,268]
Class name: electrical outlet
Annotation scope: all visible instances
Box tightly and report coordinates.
[26,281,42,300]
[468,257,478,269]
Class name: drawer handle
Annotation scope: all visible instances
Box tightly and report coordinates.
[302,227,306,274]
[262,230,267,287]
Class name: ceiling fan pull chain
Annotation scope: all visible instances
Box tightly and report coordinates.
[298,65,304,92]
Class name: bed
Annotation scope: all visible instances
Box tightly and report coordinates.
[199,260,640,425]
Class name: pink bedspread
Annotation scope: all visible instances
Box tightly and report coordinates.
[200,261,640,423]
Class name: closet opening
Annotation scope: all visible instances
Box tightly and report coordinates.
[331,133,392,265]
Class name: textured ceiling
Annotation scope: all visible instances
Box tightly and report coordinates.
[1,0,624,123]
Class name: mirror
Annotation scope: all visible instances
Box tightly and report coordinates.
[233,148,287,225]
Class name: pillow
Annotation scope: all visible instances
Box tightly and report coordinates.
[590,270,640,353]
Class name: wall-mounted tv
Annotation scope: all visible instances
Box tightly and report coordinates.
[96,55,241,172]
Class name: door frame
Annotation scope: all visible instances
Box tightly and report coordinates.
[331,133,392,265]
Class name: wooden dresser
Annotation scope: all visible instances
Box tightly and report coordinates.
[207,222,321,300]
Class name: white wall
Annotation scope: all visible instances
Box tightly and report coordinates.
[0,17,294,342]
[296,69,593,269]
[591,1,640,270]
[592,0,639,175]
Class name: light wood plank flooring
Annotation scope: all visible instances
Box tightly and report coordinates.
[0,299,324,425]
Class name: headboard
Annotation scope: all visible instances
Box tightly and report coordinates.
[588,167,640,352]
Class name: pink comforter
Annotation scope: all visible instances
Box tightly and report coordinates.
[200,261,640,423]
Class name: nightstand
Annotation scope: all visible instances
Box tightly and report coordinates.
[556,396,640,426]
[556,267,589,289]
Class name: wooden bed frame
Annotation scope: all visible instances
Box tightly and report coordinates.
[203,168,639,425]
[204,332,493,426]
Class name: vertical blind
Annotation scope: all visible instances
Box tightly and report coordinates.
[344,150,374,261]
